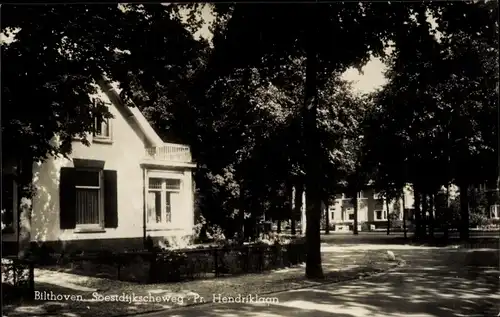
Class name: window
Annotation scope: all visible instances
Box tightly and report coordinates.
[330,211,335,220]
[490,205,499,219]
[74,169,104,229]
[375,210,383,220]
[92,99,112,141]
[60,166,117,230]
[406,208,415,220]
[147,178,181,227]
[94,116,111,139]
[348,213,355,220]
[1,174,15,233]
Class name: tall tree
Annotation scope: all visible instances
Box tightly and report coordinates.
[208,2,420,278]
[366,1,498,240]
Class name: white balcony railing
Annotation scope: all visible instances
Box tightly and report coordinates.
[145,143,192,162]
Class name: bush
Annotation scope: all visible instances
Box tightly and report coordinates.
[145,236,155,252]
[217,248,244,274]
[485,218,500,229]
[284,238,306,265]
[390,219,403,229]
[96,250,117,265]
[206,225,226,245]
[25,242,56,265]
[360,222,371,232]
[469,212,489,228]
[152,250,188,282]
[193,214,209,244]
[148,237,306,282]
[1,258,34,302]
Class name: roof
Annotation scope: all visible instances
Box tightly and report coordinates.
[97,77,165,148]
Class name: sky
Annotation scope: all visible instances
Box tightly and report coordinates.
[341,58,387,94]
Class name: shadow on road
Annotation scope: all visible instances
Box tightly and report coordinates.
[166,248,499,317]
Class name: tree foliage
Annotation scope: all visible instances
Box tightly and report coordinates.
[3,1,498,273]
[364,1,498,238]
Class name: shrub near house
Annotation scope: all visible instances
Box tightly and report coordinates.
[39,233,306,284]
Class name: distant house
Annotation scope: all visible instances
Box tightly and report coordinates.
[327,186,414,231]
[2,78,196,254]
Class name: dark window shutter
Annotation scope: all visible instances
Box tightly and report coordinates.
[103,170,118,228]
[60,167,76,229]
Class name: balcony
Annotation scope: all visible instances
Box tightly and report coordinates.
[144,143,193,163]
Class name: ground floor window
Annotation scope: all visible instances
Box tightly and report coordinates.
[74,169,104,228]
[59,164,117,230]
[147,177,182,226]
[404,208,415,220]
[374,198,388,220]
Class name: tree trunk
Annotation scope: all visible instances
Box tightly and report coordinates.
[414,186,422,239]
[292,183,302,235]
[402,189,407,239]
[386,197,390,235]
[444,183,450,240]
[286,181,293,235]
[248,209,257,241]
[238,182,246,243]
[277,220,281,233]
[301,188,307,236]
[303,21,323,279]
[17,158,33,259]
[429,194,435,238]
[325,198,330,235]
[421,191,428,237]
[458,180,470,240]
[353,192,359,235]
[323,191,330,234]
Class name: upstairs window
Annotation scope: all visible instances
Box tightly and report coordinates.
[94,116,110,139]
[92,99,112,142]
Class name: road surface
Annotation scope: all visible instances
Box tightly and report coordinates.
[138,245,499,317]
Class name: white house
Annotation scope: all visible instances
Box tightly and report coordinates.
[1,78,196,254]
[327,186,414,231]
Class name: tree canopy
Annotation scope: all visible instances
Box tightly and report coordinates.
[2,1,498,276]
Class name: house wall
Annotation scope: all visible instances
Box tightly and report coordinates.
[30,87,194,252]
[328,188,407,229]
